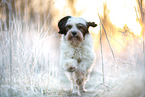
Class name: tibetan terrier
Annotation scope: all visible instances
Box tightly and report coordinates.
[58,16,97,96]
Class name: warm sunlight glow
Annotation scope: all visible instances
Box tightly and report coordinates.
[128,22,142,36]
[1,0,145,96]
[54,0,67,10]
[52,0,143,52]
[75,0,104,34]
[53,0,142,36]
[107,0,142,36]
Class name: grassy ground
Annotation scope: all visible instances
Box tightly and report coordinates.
[0,21,145,97]
[0,1,145,96]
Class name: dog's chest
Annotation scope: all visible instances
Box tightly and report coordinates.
[63,45,88,60]
[61,34,93,63]
[71,48,83,59]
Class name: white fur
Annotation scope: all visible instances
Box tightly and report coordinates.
[60,34,94,72]
[60,34,95,95]
[66,16,87,26]
[59,16,95,96]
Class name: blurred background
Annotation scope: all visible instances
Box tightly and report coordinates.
[0,0,145,96]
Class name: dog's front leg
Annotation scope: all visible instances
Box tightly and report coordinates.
[80,81,87,93]
[65,72,81,96]
[72,84,81,96]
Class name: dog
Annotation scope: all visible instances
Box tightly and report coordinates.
[58,16,97,96]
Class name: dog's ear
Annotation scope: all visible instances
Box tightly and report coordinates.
[87,22,97,28]
[58,16,71,34]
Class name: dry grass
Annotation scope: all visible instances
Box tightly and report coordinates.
[0,0,145,97]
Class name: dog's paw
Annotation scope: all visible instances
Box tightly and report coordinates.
[77,91,81,96]
[81,88,87,93]
[67,66,76,72]
[80,86,87,93]
[72,90,81,96]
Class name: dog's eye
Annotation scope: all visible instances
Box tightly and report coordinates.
[66,25,72,31]
[77,25,84,30]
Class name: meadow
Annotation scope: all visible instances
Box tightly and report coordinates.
[0,0,145,96]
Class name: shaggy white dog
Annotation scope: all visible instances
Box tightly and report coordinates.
[58,16,97,96]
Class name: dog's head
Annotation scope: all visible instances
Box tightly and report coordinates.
[58,16,97,46]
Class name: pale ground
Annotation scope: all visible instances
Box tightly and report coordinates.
[42,65,145,97]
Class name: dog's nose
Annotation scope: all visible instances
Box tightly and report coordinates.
[72,31,77,36]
